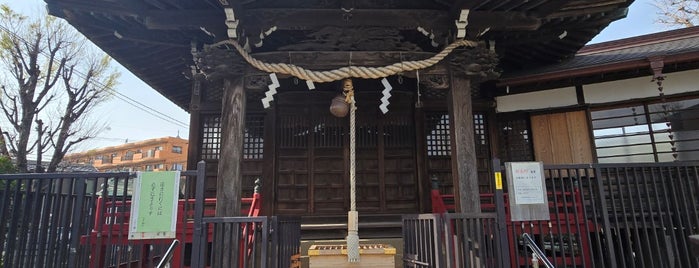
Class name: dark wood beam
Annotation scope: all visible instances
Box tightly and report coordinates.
[144,10,226,30]
[45,0,148,17]
[546,5,627,19]
[51,0,543,34]
[243,9,541,31]
[253,51,435,69]
[530,0,570,17]
[112,28,191,47]
[451,0,485,12]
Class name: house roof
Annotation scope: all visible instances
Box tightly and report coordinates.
[44,0,633,110]
[24,160,98,173]
[498,26,699,88]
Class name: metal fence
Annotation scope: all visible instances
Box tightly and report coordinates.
[402,214,444,267]
[408,161,699,268]
[402,213,506,268]
[444,213,506,268]
[0,161,301,268]
[536,163,699,268]
[189,215,301,268]
[592,163,699,268]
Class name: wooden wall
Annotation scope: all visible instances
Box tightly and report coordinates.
[530,110,594,164]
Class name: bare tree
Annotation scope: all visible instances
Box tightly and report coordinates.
[0,124,8,157]
[0,5,118,172]
[654,0,699,27]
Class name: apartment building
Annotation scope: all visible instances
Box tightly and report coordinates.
[63,136,188,172]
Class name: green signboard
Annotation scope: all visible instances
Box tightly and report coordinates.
[129,171,180,240]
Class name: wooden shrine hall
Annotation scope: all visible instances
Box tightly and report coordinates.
[44,0,634,227]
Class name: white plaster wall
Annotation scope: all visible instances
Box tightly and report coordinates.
[584,69,699,104]
[495,87,577,113]
[496,69,699,113]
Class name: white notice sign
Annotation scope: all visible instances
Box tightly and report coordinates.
[510,162,545,205]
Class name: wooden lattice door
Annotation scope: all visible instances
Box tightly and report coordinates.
[355,92,418,214]
[275,91,418,215]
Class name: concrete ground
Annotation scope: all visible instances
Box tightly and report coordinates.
[299,238,404,268]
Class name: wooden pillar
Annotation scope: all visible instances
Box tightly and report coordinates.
[414,104,430,213]
[216,77,246,217]
[261,105,276,216]
[187,75,203,171]
[448,72,481,213]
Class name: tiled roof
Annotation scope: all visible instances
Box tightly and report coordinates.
[501,26,699,82]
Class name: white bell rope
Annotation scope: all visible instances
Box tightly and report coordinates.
[346,91,360,262]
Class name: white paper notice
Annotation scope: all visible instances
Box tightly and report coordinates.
[510,162,545,205]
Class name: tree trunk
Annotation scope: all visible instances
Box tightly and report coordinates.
[0,125,9,157]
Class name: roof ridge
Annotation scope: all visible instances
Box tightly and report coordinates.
[578,26,699,55]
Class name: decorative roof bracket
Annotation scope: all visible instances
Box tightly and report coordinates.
[648,56,665,80]
[455,9,469,39]
[224,7,239,39]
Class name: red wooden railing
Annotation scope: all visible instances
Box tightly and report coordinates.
[431,188,593,267]
[81,194,261,268]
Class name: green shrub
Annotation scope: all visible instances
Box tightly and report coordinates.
[0,156,15,174]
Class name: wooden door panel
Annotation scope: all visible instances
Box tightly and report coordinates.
[277,149,310,214]
[357,149,380,212]
[531,111,593,164]
[275,91,418,215]
[313,149,345,214]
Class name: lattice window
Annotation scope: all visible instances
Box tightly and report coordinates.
[279,114,309,148]
[313,114,345,148]
[200,114,221,160]
[426,113,451,156]
[244,113,265,159]
[474,112,493,156]
[384,115,414,148]
[200,113,266,160]
[497,114,533,162]
[474,113,487,146]
[357,112,378,148]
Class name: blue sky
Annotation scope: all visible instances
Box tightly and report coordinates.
[1,0,191,152]
[0,0,678,152]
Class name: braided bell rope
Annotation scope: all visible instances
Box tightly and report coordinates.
[210,39,479,83]
[349,98,357,212]
[347,97,359,262]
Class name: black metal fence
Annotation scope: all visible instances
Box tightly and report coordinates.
[189,215,301,268]
[444,213,506,268]
[402,214,444,267]
[406,161,699,268]
[592,163,699,268]
[402,213,506,268]
[0,161,301,268]
[535,163,699,268]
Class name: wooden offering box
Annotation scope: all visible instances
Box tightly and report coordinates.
[308,244,396,268]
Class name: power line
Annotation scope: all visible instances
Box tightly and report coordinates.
[0,23,189,129]
[108,86,189,127]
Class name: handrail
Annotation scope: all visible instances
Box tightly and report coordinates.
[521,233,555,268]
[156,239,180,268]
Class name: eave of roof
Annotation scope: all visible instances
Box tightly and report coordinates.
[498,26,699,87]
